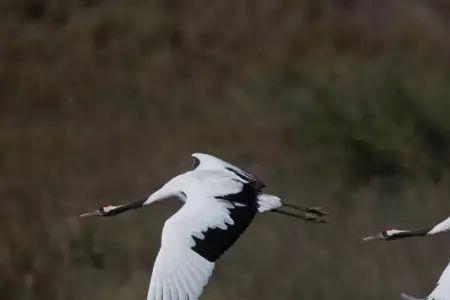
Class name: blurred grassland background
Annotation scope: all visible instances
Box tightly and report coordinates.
[1,0,450,299]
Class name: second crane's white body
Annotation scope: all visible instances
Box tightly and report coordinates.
[145,153,281,300]
[422,260,450,300]
[365,215,450,300]
[402,256,450,300]
[402,216,450,300]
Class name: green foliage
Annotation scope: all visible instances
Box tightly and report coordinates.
[268,63,450,182]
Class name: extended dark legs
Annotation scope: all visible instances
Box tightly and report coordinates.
[272,203,329,223]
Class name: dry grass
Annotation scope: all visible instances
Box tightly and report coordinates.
[1,0,450,299]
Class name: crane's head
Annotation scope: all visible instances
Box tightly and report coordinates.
[80,205,117,217]
[362,228,406,242]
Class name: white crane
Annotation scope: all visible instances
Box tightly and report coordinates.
[363,215,450,300]
[80,153,328,300]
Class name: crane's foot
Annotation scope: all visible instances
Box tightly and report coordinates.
[304,206,329,216]
[301,211,329,223]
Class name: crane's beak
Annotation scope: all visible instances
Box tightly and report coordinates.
[80,209,102,218]
[361,233,384,242]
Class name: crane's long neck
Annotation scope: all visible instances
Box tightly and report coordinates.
[389,216,450,240]
[102,198,147,216]
[101,195,166,217]
[102,179,184,217]
[363,216,450,242]
[387,228,432,240]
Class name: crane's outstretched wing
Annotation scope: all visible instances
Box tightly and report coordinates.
[147,174,260,300]
[401,259,450,300]
[191,153,264,189]
[147,239,214,300]
[426,259,450,300]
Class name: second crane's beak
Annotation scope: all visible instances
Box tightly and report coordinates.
[80,209,102,218]
[361,233,384,242]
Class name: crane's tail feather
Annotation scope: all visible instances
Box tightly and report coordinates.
[257,194,282,212]
[401,293,423,300]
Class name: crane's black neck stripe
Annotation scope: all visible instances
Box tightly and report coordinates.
[388,228,431,240]
[104,198,146,216]
[191,184,258,262]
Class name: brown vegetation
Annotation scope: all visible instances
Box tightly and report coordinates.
[1,0,450,299]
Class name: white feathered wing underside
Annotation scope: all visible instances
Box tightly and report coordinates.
[147,244,214,300]
[147,168,250,300]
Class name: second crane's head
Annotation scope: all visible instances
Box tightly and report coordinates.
[362,228,408,242]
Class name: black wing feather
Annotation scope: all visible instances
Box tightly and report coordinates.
[191,183,258,262]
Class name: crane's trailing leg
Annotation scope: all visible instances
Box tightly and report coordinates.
[279,202,329,223]
[257,193,329,223]
[282,203,329,217]
[272,208,329,223]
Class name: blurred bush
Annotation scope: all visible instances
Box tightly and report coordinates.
[1,0,450,299]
